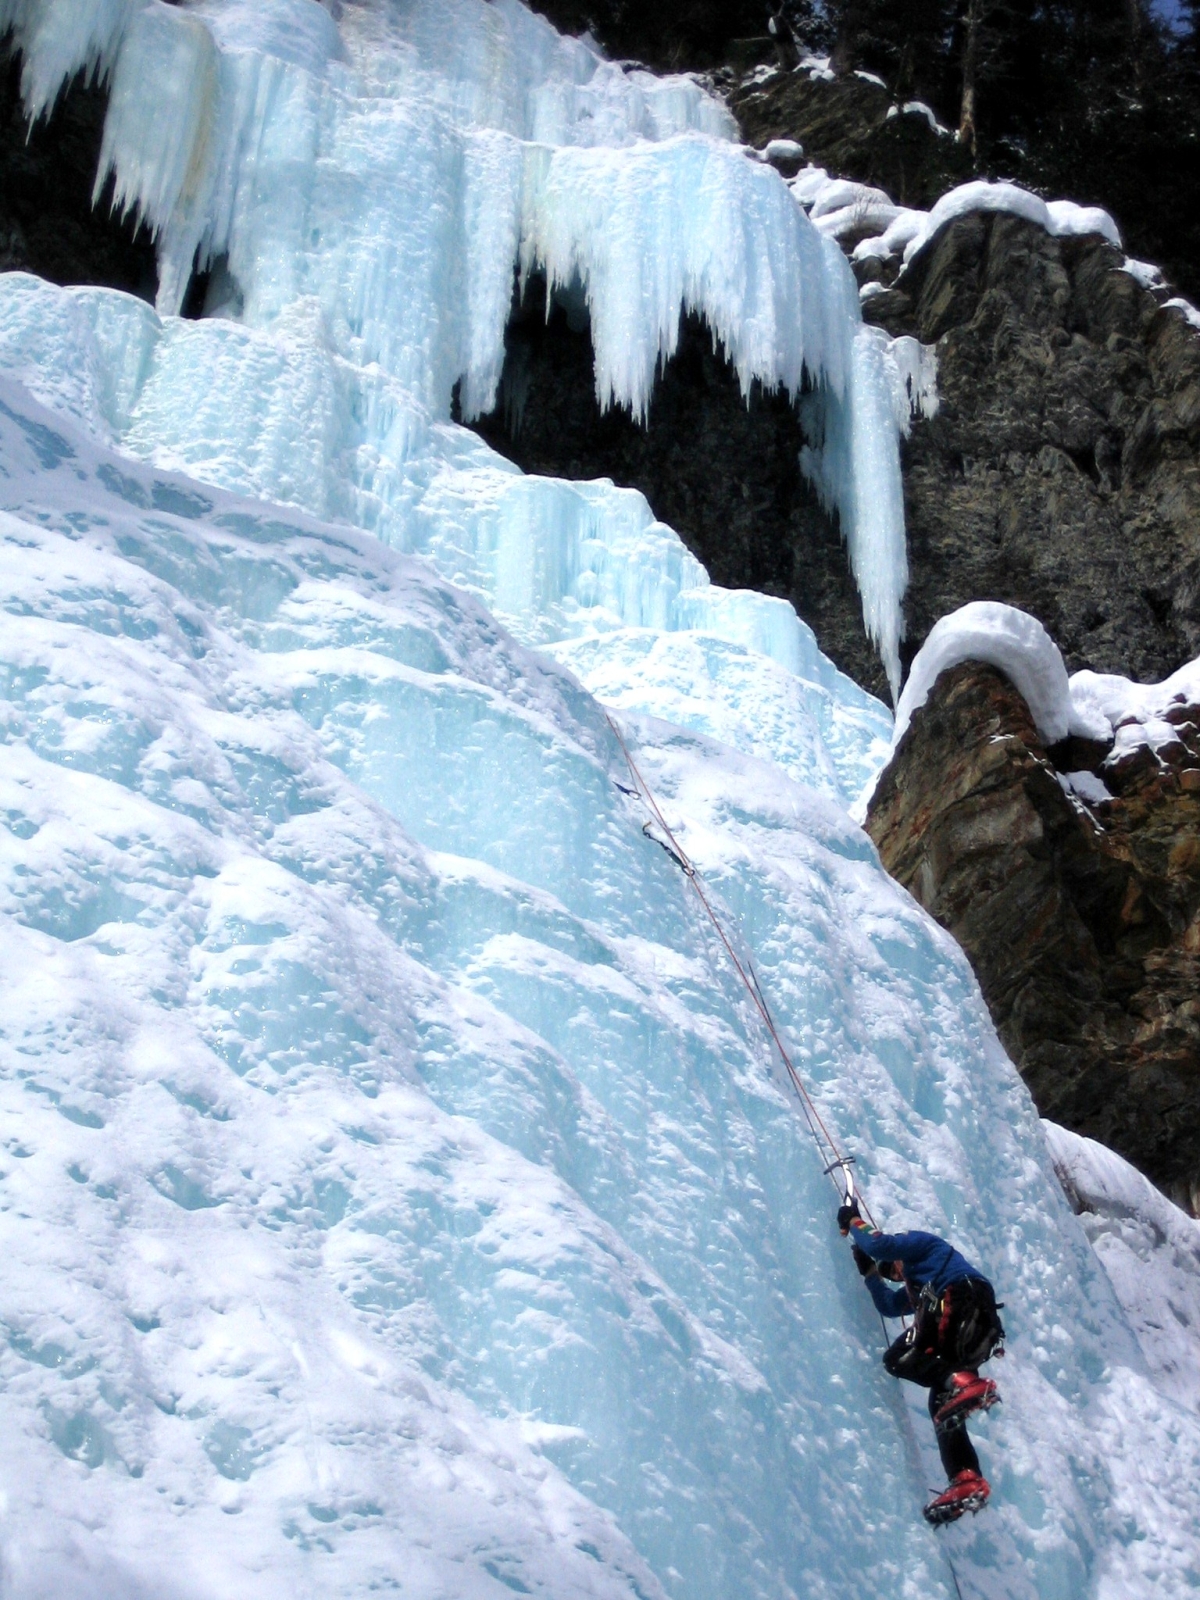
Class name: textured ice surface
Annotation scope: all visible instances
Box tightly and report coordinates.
[0,0,910,693]
[1044,1122,1200,1416]
[2,380,1200,1600]
[0,4,1199,1598]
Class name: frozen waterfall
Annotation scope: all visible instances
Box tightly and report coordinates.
[0,0,908,693]
[1,4,1199,1600]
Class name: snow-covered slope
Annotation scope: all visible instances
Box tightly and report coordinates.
[0,5,1199,1599]
[1045,1122,1200,1416]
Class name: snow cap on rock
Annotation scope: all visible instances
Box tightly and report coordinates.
[902,181,1121,264]
[892,601,1113,750]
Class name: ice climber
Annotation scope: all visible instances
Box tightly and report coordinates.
[837,1200,1005,1525]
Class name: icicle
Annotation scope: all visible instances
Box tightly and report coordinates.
[516,134,844,425]
[0,0,137,120]
[799,248,908,700]
[93,5,221,308]
[0,0,913,690]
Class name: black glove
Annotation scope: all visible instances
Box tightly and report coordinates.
[837,1199,861,1234]
[851,1245,876,1277]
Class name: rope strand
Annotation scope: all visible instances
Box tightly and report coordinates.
[605,712,878,1226]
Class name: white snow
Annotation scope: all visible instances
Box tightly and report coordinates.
[890,600,1200,795]
[885,100,950,136]
[892,601,1113,750]
[1071,656,1200,731]
[796,53,835,81]
[1121,256,1167,292]
[852,206,928,262]
[1059,770,1114,808]
[743,61,780,87]
[793,170,901,244]
[1044,1122,1200,1414]
[902,183,1121,264]
[761,137,805,162]
[836,177,1122,273]
[1069,654,1200,772]
[0,5,1199,1600]
[1165,296,1200,331]
[810,180,895,221]
[1045,199,1124,247]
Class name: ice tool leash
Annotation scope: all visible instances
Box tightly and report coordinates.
[604,712,879,1227]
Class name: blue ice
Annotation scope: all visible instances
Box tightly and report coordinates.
[0,4,1197,1600]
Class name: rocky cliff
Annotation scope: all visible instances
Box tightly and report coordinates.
[868,213,1200,693]
[866,659,1200,1212]
[473,68,1200,702]
[729,59,973,212]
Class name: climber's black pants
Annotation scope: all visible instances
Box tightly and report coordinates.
[883,1331,981,1480]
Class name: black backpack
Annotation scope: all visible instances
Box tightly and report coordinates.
[952,1278,1006,1368]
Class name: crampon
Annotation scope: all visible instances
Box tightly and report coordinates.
[923,1470,991,1526]
[933,1372,1000,1432]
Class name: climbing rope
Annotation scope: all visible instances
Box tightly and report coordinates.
[608,716,983,1581]
[604,711,879,1227]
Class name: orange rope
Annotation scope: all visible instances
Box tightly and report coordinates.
[604,712,878,1227]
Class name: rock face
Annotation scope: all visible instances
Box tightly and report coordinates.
[866,660,1200,1211]
[873,212,1200,690]
[730,64,973,211]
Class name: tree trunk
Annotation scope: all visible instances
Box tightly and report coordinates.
[959,0,980,155]
[830,0,863,75]
[768,8,799,71]
[1125,0,1145,91]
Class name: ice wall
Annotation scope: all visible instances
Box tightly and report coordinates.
[0,0,910,693]
[1044,1121,1200,1415]
[2,366,1199,1600]
[2,4,1199,1598]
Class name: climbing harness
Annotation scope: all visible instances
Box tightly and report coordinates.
[604,711,878,1225]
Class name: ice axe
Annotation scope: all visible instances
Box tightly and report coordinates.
[824,1154,857,1207]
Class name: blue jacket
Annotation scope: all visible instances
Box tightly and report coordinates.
[849,1219,988,1320]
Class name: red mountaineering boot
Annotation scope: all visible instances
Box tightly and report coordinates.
[933,1371,999,1431]
[923,1470,991,1526]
